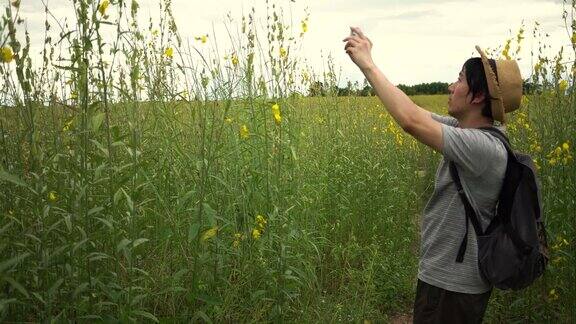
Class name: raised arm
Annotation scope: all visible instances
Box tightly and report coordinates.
[343,26,443,152]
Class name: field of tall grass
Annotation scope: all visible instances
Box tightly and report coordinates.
[0,0,574,322]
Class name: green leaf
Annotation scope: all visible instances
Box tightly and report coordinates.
[0,252,30,272]
[0,170,27,187]
[0,298,17,311]
[123,189,134,212]
[95,217,114,230]
[132,238,149,248]
[116,238,131,252]
[202,203,217,226]
[73,282,89,299]
[188,223,200,243]
[88,206,104,216]
[91,112,105,131]
[32,292,46,305]
[4,277,29,298]
[193,310,213,324]
[48,278,64,296]
[131,310,159,323]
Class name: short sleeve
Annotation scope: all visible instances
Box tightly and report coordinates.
[431,113,458,127]
[441,125,507,176]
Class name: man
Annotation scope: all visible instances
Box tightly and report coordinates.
[343,26,523,323]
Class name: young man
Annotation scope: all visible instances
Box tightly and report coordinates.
[343,27,523,323]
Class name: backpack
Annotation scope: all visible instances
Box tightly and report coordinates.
[449,126,549,290]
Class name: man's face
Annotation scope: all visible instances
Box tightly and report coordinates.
[447,68,474,118]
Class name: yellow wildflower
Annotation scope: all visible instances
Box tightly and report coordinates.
[231,54,238,66]
[63,119,73,132]
[279,47,287,58]
[271,103,281,125]
[200,226,218,242]
[562,142,569,151]
[195,35,208,44]
[252,228,261,240]
[232,232,244,248]
[301,20,308,34]
[164,47,173,58]
[240,125,249,139]
[255,214,267,229]
[548,158,557,166]
[548,289,559,301]
[0,46,14,63]
[98,0,109,16]
[558,80,568,92]
[225,117,233,123]
[48,191,57,202]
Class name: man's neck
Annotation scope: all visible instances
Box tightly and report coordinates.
[458,115,494,129]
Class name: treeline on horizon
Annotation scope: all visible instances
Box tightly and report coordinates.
[307,80,545,97]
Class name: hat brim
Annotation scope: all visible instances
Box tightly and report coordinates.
[475,45,505,123]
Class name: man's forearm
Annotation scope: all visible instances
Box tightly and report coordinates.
[361,64,426,129]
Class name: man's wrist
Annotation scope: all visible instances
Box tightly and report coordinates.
[360,63,378,75]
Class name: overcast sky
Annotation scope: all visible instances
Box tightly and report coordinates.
[16,0,573,86]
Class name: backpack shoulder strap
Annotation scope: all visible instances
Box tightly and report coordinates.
[449,161,484,262]
[478,126,518,162]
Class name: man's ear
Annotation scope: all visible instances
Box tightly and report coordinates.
[471,91,486,105]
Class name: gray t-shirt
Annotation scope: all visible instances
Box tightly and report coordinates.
[418,113,507,294]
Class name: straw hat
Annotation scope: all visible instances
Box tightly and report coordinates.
[475,45,523,124]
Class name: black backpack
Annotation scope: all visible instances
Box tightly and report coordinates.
[450,126,549,290]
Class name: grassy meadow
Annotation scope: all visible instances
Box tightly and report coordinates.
[0,0,574,322]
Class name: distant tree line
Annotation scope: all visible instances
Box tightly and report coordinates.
[308,80,451,97]
[308,80,541,97]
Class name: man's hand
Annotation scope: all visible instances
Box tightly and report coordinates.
[342,26,375,71]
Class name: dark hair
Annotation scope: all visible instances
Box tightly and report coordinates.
[463,57,498,120]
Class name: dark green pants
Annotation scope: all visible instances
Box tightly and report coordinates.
[413,279,492,324]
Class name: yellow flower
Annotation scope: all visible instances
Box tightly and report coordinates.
[554,147,562,156]
[548,289,559,301]
[225,117,233,123]
[62,119,73,132]
[271,103,281,125]
[0,46,14,63]
[558,80,568,92]
[240,125,249,139]
[562,142,569,151]
[231,55,238,66]
[252,228,261,240]
[195,35,208,44]
[279,47,287,58]
[301,20,308,33]
[255,214,267,229]
[200,226,218,242]
[48,191,57,202]
[164,47,173,58]
[548,158,557,166]
[232,232,244,248]
[98,0,109,16]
